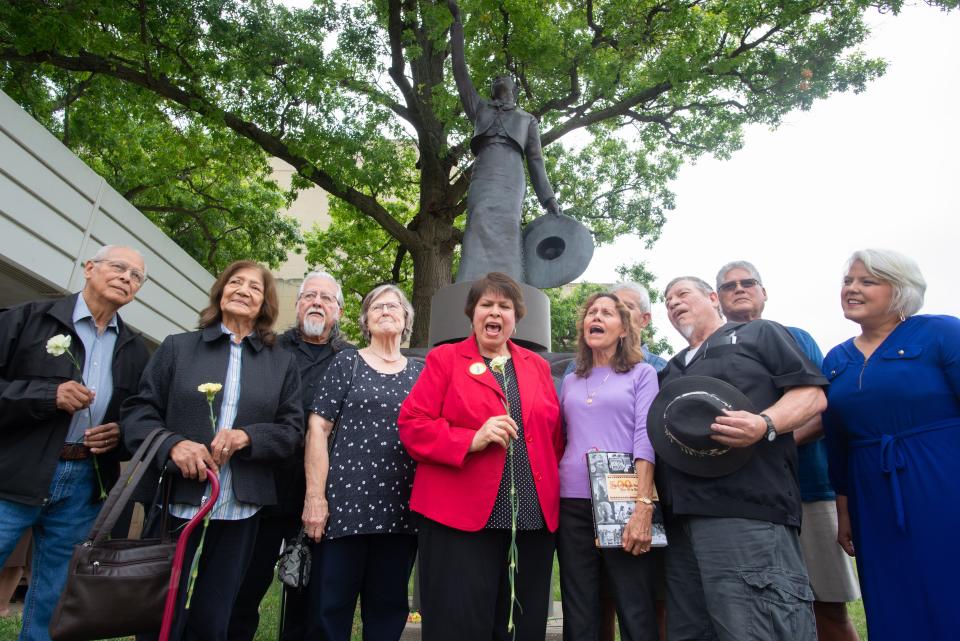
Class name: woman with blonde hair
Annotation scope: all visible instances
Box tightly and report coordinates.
[822,248,960,641]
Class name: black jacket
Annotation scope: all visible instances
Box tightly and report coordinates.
[0,293,150,505]
[121,325,304,507]
[269,326,355,515]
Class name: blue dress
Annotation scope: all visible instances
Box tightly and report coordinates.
[822,314,960,641]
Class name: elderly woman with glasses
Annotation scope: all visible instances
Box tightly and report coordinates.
[303,284,423,641]
[122,260,303,641]
[821,249,960,641]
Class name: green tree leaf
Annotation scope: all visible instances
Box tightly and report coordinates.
[2,0,953,344]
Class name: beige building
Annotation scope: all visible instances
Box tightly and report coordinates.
[268,157,332,331]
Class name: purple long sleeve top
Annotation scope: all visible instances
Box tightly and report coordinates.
[559,363,659,499]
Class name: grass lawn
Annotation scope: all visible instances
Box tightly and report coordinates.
[0,564,868,641]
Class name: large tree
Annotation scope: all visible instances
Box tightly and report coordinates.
[1,0,948,344]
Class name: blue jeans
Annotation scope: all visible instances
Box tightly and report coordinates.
[0,459,101,641]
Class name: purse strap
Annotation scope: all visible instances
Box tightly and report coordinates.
[327,350,360,454]
[87,427,173,544]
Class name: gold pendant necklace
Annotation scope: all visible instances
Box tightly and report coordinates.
[585,370,612,405]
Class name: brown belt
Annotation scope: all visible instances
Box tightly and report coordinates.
[60,443,91,461]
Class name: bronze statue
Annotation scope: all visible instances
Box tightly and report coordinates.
[448,0,562,284]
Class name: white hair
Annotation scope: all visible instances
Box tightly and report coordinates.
[88,245,147,278]
[663,276,723,320]
[664,275,714,299]
[612,282,653,314]
[715,260,762,290]
[298,270,344,308]
[359,284,414,343]
[846,249,926,318]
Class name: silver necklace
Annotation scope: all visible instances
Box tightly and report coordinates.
[369,349,402,363]
[585,370,612,405]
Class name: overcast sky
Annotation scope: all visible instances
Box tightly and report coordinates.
[579,3,960,353]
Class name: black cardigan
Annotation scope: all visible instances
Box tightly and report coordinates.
[121,325,303,507]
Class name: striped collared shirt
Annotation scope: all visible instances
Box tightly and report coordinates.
[170,325,260,521]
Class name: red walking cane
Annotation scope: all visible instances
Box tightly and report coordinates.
[158,470,221,641]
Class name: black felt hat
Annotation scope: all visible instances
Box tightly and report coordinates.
[647,376,757,478]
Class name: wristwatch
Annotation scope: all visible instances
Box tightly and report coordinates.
[637,496,654,506]
[760,414,777,442]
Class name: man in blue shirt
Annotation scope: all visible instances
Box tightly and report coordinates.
[0,245,150,641]
[611,283,669,372]
[716,260,861,641]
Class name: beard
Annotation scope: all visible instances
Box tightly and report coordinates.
[301,314,326,338]
[675,321,695,340]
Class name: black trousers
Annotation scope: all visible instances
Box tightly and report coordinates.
[227,512,307,641]
[138,512,260,641]
[417,517,555,641]
[556,499,658,641]
[305,533,417,641]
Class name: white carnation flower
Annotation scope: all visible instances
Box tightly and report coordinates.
[46,334,72,357]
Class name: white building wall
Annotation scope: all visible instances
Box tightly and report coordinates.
[0,90,214,344]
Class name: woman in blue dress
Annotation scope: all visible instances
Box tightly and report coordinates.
[822,248,960,641]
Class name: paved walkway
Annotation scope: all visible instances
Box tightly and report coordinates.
[400,602,564,640]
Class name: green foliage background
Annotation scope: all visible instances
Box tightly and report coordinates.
[1,0,955,343]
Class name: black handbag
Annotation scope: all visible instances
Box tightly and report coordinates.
[277,526,311,589]
[49,427,175,641]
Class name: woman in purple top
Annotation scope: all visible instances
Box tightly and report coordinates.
[557,292,659,641]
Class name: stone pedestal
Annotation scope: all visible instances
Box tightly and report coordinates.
[428,280,551,352]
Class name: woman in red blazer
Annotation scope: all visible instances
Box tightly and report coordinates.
[399,272,563,641]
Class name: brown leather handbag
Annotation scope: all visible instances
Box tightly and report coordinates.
[49,427,175,641]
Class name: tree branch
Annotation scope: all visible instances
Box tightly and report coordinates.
[586,0,619,49]
[0,46,418,248]
[391,245,406,282]
[541,81,673,146]
[386,0,425,140]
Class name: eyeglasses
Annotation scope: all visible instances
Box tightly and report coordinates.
[370,301,402,314]
[93,260,146,286]
[299,291,339,306]
[718,278,760,293]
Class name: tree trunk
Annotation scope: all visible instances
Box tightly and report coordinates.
[408,240,455,347]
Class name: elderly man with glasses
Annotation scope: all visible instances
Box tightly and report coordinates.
[715,261,862,641]
[0,245,150,641]
[229,270,356,641]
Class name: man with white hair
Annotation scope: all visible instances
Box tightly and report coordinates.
[229,270,355,641]
[0,245,150,641]
[611,282,669,372]
[715,260,861,641]
[654,275,828,641]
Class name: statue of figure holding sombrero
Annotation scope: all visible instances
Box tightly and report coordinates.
[447,0,562,284]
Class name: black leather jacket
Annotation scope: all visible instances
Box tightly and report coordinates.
[0,293,149,505]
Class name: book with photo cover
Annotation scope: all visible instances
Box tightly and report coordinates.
[586,451,668,549]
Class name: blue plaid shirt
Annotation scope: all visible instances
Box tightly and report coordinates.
[65,294,118,443]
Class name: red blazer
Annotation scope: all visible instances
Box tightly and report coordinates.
[398,336,563,531]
